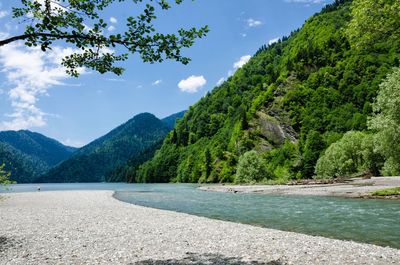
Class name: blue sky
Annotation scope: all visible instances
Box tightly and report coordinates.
[0,0,332,147]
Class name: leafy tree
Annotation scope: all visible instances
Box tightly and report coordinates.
[314,131,381,178]
[346,0,400,50]
[202,148,212,181]
[302,131,325,178]
[236,151,269,183]
[1,0,209,76]
[368,68,400,175]
[0,164,13,185]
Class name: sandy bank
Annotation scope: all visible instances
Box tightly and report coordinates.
[0,190,399,264]
[199,177,400,198]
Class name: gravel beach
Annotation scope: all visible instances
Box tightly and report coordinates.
[1,190,399,265]
[199,177,400,198]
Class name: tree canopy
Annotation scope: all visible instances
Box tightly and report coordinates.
[346,0,400,51]
[0,164,13,185]
[368,68,400,175]
[0,0,208,76]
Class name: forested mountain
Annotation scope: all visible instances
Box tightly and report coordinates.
[0,130,77,183]
[107,111,186,182]
[38,112,184,183]
[134,0,400,183]
[161,111,186,129]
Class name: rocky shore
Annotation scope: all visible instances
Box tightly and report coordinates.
[0,190,399,264]
[199,177,400,198]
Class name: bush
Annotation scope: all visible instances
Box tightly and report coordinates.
[0,164,13,185]
[235,151,271,183]
[315,131,382,178]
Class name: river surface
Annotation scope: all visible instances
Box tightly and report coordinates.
[2,183,400,249]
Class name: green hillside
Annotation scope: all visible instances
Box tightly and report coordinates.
[38,112,182,183]
[135,0,400,183]
[0,130,77,183]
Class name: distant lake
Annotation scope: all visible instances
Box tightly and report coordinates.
[2,183,400,249]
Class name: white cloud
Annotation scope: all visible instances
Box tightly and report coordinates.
[216,77,225,86]
[269,37,280,45]
[108,25,116,32]
[0,10,8,19]
[34,0,68,14]
[178,75,207,93]
[110,17,118,24]
[247,18,263,28]
[62,138,85,148]
[152,80,162,86]
[241,33,247,38]
[0,41,85,131]
[233,55,251,70]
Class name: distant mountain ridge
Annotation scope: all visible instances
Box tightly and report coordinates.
[0,130,77,183]
[161,110,186,129]
[37,111,185,183]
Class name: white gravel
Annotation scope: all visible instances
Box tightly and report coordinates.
[199,177,400,198]
[0,190,399,265]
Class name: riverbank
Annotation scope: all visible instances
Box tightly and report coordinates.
[200,177,400,198]
[0,191,399,264]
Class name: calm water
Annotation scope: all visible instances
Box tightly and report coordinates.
[2,183,400,249]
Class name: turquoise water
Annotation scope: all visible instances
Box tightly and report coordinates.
[2,183,400,249]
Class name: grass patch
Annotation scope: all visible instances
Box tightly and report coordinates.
[371,187,400,196]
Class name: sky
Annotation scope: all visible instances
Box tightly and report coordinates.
[0,0,332,147]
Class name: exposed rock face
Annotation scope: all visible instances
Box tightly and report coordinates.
[252,111,297,148]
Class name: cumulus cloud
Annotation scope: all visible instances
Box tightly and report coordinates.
[110,17,118,24]
[0,40,85,131]
[247,18,263,28]
[233,55,251,70]
[152,80,162,86]
[178,75,207,93]
[269,37,280,45]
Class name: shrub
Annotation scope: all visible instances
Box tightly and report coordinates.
[235,151,270,183]
[315,131,382,178]
[0,164,13,185]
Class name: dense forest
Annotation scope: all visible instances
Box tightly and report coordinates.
[128,0,400,184]
[0,130,77,183]
[38,112,184,183]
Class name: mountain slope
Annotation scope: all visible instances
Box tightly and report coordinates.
[136,0,400,183]
[0,131,77,183]
[161,111,186,129]
[37,112,181,183]
[106,111,186,182]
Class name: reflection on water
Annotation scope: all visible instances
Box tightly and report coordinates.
[2,183,400,248]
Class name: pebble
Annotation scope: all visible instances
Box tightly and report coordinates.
[0,191,399,265]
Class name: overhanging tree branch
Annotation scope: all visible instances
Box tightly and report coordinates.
[3,0,209,76]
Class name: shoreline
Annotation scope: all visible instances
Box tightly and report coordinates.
[0,190,399,264]
[199,177,400,199]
